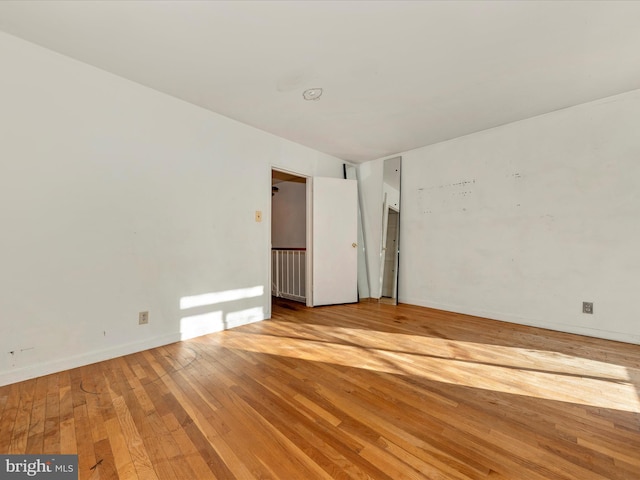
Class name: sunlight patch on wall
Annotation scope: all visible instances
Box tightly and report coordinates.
[226,307,264,329]
[180,311,224,340]
[180,286,264,310]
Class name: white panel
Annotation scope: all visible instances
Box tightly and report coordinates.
[312,178,358,306]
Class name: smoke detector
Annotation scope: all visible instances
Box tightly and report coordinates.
[302,88,323,101]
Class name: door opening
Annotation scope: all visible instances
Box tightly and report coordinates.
[271,170,307,305]
[270,169,359,311]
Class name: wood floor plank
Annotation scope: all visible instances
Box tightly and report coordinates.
[160,411,219,480]
[1,298,640,479]
[0,383,18,453]
[104,415,136,480]
[111,394,159,480]
[43,373,61,453]
[230,370,376,479]
[58,371,77,455]
[141,348,242,479]
[73,403,98,479]
[5,380,34,454]
[24,375,48,454]
[93,437,120,480]
[192,342,382,478]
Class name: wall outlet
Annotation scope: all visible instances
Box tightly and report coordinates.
[139,311,149,325]
[582,302,593,314]
[255,210,262,222]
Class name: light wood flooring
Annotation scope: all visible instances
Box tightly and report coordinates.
[1,298,640,479]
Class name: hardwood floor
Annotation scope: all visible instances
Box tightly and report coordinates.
[1,298,640,479]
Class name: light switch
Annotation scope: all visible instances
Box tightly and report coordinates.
[255,210,262,222]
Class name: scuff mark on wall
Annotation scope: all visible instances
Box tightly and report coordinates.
[422,179,476,190]
[417,179,477,214]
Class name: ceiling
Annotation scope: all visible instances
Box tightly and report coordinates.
[2,1,640,163]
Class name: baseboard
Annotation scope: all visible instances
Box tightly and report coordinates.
[399,297,640,346]
[0,332,181,387]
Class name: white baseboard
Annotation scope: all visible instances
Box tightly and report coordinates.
[399,297,640,346]
[0,332,181,387]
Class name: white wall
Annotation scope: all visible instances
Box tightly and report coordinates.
[0,32,344,386]
[396,89,640,344]
[271,181,306,248]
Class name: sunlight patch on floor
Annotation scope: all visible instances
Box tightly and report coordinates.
[208,323,640,413]
[259,321,633,380]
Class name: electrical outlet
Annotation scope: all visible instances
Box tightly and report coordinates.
[139,311,149,325]
[582,302,593,314]
[255,210,262,222]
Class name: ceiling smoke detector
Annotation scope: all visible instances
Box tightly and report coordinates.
[302,88,323,101]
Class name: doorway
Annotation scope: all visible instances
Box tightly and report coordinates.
[269,168,359,312]
[271,169,307,305]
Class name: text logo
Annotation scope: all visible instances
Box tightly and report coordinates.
[0,455,78,479]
